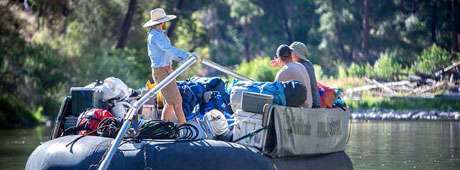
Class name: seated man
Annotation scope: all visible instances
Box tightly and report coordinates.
[274,44,313,108]
[290,42,321,108]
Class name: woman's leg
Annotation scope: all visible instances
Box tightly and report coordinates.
[153,68,174,122]
[153,66,186,123]
[172,103,186,124]
[161,103,175,121]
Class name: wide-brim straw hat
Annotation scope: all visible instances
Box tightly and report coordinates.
[142,8,176,28]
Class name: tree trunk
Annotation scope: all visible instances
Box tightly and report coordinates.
[243,26,251,61]
[412,0,417,13]
[116,0,137,49]
[167,0,185,38]
[431,1,437,44]
[362,0,370,54]
[452,0,460,52]
[279,0,293,43]
[60,0,70,34]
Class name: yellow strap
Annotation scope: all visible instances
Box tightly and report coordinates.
[146,80,164,107]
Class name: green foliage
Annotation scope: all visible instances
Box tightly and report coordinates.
[369,51,403,80]
[335,63,349,79]
[236,57,279,81]
[226,0,264,25]
[3,0,460,128]
[75,48,149,87]
[313,64,325,80]
[347,96,460,111]
[31,107,45,123]
[1,28,69,116]
[412,44,455,74]
[347,63,368,77]
[0,95,39,128]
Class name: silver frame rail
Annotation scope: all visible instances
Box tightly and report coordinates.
[202,59,253,81]
[98,56,254,170]
[98,56,198,170]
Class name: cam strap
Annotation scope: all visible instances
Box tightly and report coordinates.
[232,126,267,143]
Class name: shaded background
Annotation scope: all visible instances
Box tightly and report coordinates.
[1,0,459,127]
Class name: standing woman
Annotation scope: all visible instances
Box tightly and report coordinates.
[143,8,192,124]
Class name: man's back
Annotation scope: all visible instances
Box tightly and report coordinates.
[275,62,313,108]
[297,59,320,108]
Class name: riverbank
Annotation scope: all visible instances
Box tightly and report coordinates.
[0,95,44,129]
[351,109,460,120]
[3,93,460,128]
[346,92,460,120]
[346,96,460,111]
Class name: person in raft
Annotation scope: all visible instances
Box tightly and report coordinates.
[273,44,313,108]
[143,8,194,124]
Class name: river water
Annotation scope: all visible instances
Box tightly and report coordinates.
[1,121,459,170]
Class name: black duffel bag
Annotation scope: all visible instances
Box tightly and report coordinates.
[282,80,307,107]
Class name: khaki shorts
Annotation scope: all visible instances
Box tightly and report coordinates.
[152,66,182,105]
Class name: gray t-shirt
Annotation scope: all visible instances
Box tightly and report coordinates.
[275,62,313,108]
[297,59,320,108]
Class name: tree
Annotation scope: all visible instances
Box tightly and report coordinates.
[362,0,370,53]
[430,1,437,44]
[167,0,185,38]
[452,0,460,52]
[279,0,293,43]
[225,0,264,61]
[116,0,138,49]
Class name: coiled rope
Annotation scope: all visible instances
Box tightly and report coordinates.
[135,120,199,140]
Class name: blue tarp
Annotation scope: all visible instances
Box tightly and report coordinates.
[230,80,287,106]
[177,77,233,124]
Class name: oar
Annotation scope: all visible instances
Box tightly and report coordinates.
[97,55,198,170]
[202,59,254,81]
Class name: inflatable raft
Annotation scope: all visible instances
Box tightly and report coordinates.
[26,135,352,170]
[26,57,353,169]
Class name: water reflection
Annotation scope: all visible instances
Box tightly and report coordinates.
[273,151,353,170]
[346,121,460,170]
[0,126,52,170]
[1,121,460,170]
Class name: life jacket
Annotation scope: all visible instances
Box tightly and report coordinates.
[317,82,336,108]
[145,80,164,108]
[76,108,114,135]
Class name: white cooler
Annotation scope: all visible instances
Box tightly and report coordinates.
[232,110,266,149]
[229,86,246,112]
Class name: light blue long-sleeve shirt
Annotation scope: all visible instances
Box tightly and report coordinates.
[147,28,189,68]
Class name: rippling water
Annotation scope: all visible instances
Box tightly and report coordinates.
[0,126,52,170]
[1,121,459,169]
[346,121,460,170]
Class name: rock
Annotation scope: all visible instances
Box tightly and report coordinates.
[438,112,449,120]
[350,110,459,120]
[454,112,460,120]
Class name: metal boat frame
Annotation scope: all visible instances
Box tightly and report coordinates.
[99,56,252,170]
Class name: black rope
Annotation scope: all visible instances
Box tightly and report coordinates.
[134,120,200,140]
[96,117,122,138]
[176,123,199,140]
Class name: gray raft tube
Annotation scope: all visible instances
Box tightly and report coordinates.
[32,57,352,170]
[26,135,353,170]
